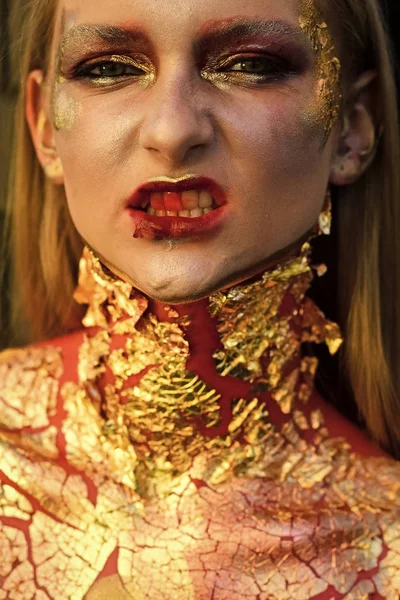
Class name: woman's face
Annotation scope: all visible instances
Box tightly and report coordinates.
[42,0,341,302]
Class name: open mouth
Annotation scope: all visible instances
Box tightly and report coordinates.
[126,176,229,239]
[136,189,219,217]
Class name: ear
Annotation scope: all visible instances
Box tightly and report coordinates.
[26,70,64,185]
[330,71,381,186]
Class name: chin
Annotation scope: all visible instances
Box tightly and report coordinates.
[132,256,222,303]
[139,275,214,304]
[91,241,231,302]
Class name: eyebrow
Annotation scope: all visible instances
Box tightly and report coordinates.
[61,23,153,53]
[197,18,306,48]
[60,18,309,57]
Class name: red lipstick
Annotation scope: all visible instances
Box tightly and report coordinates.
[125,176,229,240]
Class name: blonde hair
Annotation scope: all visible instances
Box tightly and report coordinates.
[1,0,84,348]
[328,0,400,456]
[2,0,400,456]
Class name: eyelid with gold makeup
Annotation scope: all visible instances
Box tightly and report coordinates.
[66,54,149,77]
[66,50,304,87]
[215,52,299,73]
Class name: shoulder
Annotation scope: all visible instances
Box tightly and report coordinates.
[309,390,393,460]
[0,344,64,375]
[0,330,86,430]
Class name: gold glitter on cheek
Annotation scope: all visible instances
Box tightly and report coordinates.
[299,0,342,141]
[53,86,81,131]
[51,14,82,132]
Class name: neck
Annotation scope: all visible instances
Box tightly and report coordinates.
[74,241,342,498]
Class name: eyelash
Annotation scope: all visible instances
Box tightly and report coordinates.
[219,55,294,80]
[74,55,295,83]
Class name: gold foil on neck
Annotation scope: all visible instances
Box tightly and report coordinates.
[299,0,342,141]
[70,237,343,496]
[73,247,148,329]
[210,242,342,413]
[209,246,313,384]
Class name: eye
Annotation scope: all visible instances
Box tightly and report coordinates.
[219,55,295,79]
[229,57,271,74]
[76,60,144,79]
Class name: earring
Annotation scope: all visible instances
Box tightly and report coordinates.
[318,186,332,237]
[44,156,64,180]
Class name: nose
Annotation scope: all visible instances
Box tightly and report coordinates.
[139,63,215,166]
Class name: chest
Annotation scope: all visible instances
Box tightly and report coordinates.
[0,445,391,600]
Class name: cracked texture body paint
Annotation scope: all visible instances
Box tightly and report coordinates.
[1,227,400,598]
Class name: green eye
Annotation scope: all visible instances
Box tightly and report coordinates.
[77,61,143,78]
[218,55,294,81]
[229,58,271,74]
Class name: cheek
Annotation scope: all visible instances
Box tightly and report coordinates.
[54,92,133,217]
[53,87,81,131]
[230,90,327,198]
[54,89,129,158]
[54,84,329,229]
[229,93,330,247]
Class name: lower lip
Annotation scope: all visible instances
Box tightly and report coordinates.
[126,205,228,240]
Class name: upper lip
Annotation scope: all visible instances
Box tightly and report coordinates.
[127,175,228,209]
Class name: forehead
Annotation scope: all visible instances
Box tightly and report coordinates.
[56,0,305,39]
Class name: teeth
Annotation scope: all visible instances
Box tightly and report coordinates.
[199,191,213,208]
[164,192,183,212]
[150,193,165,211]
[181,190,200,210]
[146,206,212,217]
[190,208,203,217]
[145,189,219,217]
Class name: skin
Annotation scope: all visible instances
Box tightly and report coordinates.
[27,0,377,303]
